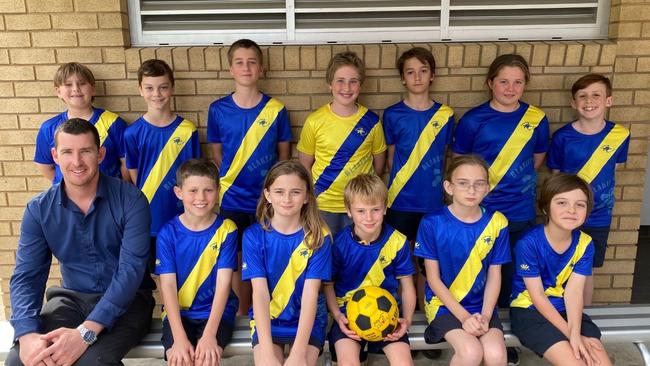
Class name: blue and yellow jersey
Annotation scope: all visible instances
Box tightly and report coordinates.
[548,121,629,228]
[34,107,127,184]
[124,115,200,236]
[510,225,594,312]
[331,224,415,314]
[242,224,332,343]
[383,101,454,213]
[207,93,293,214]
[414,207,510,323]
[297,103,387,213]
[155,215,239,322]
[452,101,549,222]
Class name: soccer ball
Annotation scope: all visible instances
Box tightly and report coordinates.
[346,286,399,342]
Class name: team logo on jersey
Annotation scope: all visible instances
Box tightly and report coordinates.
[521,122,534,130]
[569,262,575,268]
[210,242,220,251]
[519,264,529,271]
[601,144,613,153]
[355,127,367,136]
[172,137,183,145]
[431,120,441,129]
[257,119,268,127]
[414,242,420,250]
[155,259,161,266]
[379,255,387,264]
[299,249,310,257]
[482,236,493,245]
[242,262,248,270]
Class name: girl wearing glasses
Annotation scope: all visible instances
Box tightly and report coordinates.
[414,155,510,366]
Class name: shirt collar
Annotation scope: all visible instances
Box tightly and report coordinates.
[55,173,107,207]
[350,223,386,245]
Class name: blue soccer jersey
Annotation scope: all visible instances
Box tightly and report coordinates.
[547,121,630,228]
[452,101,550,222]
[207,94,293,214]
[124,115,200,236]
[331,224,415,314]
[510,225,594,312]
[155,216,239,322]
[34,108,127,184]
[242,224,332,343]
[383,101,454,213]
[414,207,510,323]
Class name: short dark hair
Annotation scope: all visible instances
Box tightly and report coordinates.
[228,39,263,65]
[538,173,594,224]
[137,59,174,87]
[486,53,530,84]
[54,118,100,149]
[396,47,436,78]
[571,73,612,98]
[176,158,220,188]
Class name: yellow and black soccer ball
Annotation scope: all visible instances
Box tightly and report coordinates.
[346,286,399,342]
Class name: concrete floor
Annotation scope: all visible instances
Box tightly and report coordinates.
[121,343,648,366]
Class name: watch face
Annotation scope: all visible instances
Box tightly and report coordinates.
[82,329,97,344]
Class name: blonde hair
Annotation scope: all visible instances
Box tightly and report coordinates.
[343,174,387,209]
[256,160,329,250]
[326,51,365,84]
[53,62,95,87]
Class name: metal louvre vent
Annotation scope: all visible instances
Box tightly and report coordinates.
[128,0,610,45]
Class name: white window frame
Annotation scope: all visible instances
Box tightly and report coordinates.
[128,0,611,46]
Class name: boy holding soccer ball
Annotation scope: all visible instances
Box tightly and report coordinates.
[323,174,416,366]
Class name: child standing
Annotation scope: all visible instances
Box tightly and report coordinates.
[547,74,630,305]
[35,62,128,184]
[298,51,386,234]
[325,174,416,366]
[155,159,238,366]
[510,173,612,366]
[242,160,332,366]
[414,155,509,366]
[125,59,200,250]
[207,39,293,315]
[384,47,454,241]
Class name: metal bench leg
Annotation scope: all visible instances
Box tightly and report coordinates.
[323,351,332,366]
[634,342,650,366]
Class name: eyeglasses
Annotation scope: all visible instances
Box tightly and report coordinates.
[450,180,489,192]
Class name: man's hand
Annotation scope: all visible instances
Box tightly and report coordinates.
[17,333,53,366]
[35,328,88,366]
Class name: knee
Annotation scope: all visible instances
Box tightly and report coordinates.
[482,345,507,366]
[453,342,483,365]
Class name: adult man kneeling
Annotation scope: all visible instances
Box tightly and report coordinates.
[8,118,155,366]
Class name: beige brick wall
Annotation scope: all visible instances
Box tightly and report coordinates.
[0,0,649,316]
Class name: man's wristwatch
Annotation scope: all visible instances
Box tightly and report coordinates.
[77,325,97,346]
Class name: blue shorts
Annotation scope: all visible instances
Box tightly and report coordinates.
[424,311,503,344]
[161,316,233,356]
[328,320,409,355]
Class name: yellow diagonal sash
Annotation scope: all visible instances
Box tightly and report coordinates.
[177,220,237,309]
[425,212,508,322]
[141,119,196,202]
[336,230,407,307]
[488,106,545,189]
[94,110,119,147]
[219,98,283,202]
[510,232,592,308]
[387,106,453,207]
[269,239,312,319]
[577,124,630,183]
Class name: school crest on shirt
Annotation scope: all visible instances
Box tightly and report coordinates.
[210,242,220,251]
[601,144,613,153]
[520,122,534,130]
[172,137,183,145]
[431,120,442,129]
[379,255,387,264]
[482,236,493,246]
[355,127,367,136]
[299,249,310,257]
[257,119,269,127]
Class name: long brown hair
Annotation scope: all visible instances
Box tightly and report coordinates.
[256,160,329,250]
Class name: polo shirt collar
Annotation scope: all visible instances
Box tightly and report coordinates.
[55,173,107,207]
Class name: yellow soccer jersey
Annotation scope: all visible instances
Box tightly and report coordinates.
[297,103,386,213]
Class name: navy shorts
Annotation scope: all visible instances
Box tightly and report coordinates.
[161,316,234,357]
[510,307,601,357]
[220,209,256,251]
[581,226,610,268]
[385,209,426,242]
[328,320,409,355]
[424,312,503,344]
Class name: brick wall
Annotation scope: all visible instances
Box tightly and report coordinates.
[0,0,648,317]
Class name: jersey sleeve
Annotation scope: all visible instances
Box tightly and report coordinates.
[414,217,438,260]
[111,117,128,158]
[443,113,455,145]
[217,226,238,270]
[305,236,332,281]
[371,122,388,154]
[124,126,139,170]
[382,109,396,146]
[490,225,511,265]
[515,235,540,278]
[154,222,176,275]
[296,116,316,155]
[616,128,630,164]
[206,102,222,144]
[534,115,550,154]
[34,124,54,165]
[277,107,293,142]
[242,227,266,280]
[393,239,416,277]
[546,130,565,170]
[572,240,594,277]
[452,114,476,154]
[329,237,344,283]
